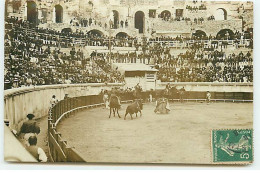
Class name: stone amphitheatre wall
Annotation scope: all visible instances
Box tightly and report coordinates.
[4,83,122,131]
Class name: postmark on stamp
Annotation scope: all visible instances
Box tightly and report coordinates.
[212,129,253,164]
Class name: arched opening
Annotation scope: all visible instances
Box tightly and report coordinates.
[215,8,227,20]
[112,10,119,29]
[116,32,128,39]
[217,29,234,40]
[27,1,38,24]
[55,5,63,23]
[161,10,171,20]
[135,11,145,34]
[87,29,104,37]
[61,28,72,33]
[13,0,21,13]
[192,30,207,39]
[244,28,253,39]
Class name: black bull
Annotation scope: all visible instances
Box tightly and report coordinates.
[124,100,143,120]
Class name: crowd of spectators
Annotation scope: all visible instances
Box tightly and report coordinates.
[4,16,253,90]
[70,17,129,30]
[90,52,125,83]
[156,47,253,83]
[186,4,207,12]
[149,31,253,45]
[91,39,253,83]
[6,16,253,50]
[85,32,138,47]
[4,17,125,89]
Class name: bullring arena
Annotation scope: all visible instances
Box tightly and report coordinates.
[58,101,253,163]
[3,0,254,164]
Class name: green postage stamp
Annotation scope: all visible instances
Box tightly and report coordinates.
[212,129,253,164]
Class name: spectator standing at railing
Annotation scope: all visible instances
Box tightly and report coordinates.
[120,20,124,28]
[125,20,128,28]
[64,94,69,100]
[179,87,186,103]
[103,90,109,109]
[206,91,211,104]
[50,95,58,108]
[89,17,93,26]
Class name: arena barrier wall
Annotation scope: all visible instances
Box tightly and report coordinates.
[157,82,253,93]
[4,83,123,131]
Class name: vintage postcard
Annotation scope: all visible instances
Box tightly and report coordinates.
[3,0,253,165]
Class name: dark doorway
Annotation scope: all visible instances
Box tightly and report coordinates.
[113,10,119,29]
[87,30,104,37]
[216,8,227,20]
[55,5,63,23]
[192,30,207,39]
[175,9,183,18]
[61,28,72,34]
[116,32,128,39]
[27,1,38,24]
[135,11,145,33]
[217,29,234,40]
[161,10,171,20]
[149,9,156,18]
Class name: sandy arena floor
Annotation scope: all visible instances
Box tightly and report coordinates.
[58,102,253,164]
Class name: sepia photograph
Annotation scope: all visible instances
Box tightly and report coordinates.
[3,0,254,165]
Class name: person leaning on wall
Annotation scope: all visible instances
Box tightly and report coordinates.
[27,136,47,162]
[19,114,40,146]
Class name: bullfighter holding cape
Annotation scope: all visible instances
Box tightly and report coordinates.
[154,97,170,114]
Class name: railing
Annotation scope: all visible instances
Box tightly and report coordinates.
[148,39,252,48]
[47,97,96,162]
[6,22,252,49]
[48,94,134,162]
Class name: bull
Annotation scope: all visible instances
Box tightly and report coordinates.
[124,99,143,120]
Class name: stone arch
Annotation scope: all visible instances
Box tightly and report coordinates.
[61,28,72,33]
[87,29,104,37]
[244,28,253,39]
[87,25,108,36]
[27,1,38,24]
[215,8,227,20]
[216,29,234,40]
[112,10,119,29]
[193,30,207,39]
[161,10,171,19]
[135,11,145,34]
[54,5,63,23]
[116,32,129,38]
